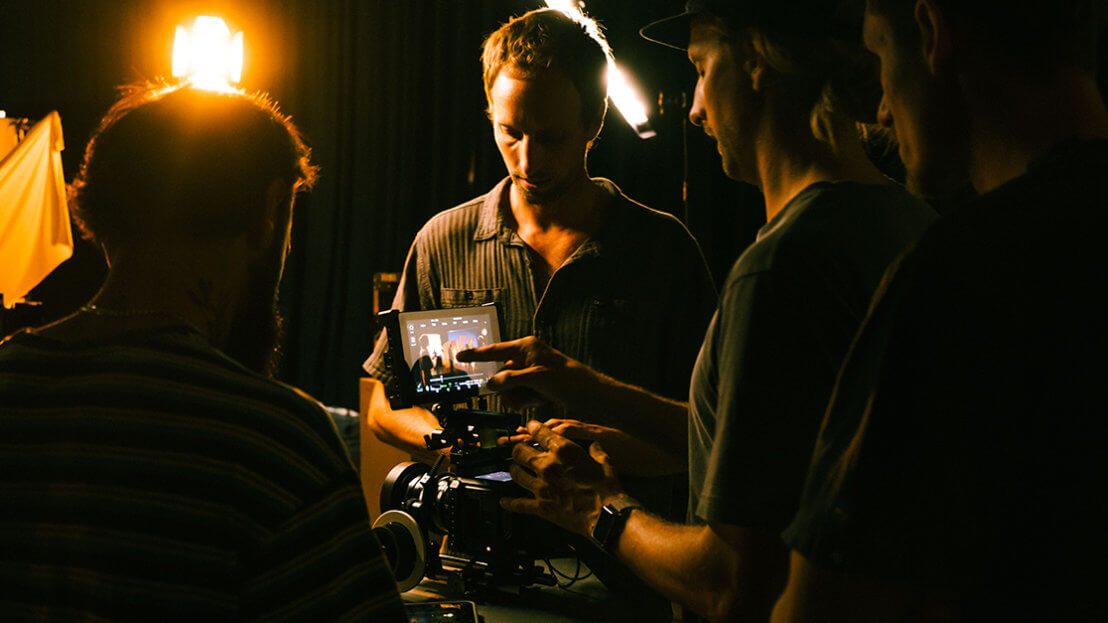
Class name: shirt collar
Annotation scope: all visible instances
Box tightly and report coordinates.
[472,176,620,259]
[473,177,514,243]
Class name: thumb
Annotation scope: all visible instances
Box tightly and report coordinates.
[589,442,618,480]
[589,441,610,466]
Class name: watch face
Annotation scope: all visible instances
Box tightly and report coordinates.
[592,505,618,545]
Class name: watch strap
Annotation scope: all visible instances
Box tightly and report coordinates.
[592,495,643,552]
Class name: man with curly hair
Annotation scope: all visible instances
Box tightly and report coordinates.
[0,84,405,622]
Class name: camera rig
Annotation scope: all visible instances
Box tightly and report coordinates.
[370,305,570,592]
[372,401,562,593]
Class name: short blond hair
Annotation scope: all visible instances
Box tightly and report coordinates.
[481,8,609,127]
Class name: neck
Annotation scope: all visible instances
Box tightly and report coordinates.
[508,172,604,234]
[89,241,252,349]
[965,65,1108,193]
[755,114,889,221]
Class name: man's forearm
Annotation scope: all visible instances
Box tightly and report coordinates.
[613,512,782,623]
[575,365,689,458]
[363,378,441,458]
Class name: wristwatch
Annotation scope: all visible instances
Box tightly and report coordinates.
[591,495,643,553]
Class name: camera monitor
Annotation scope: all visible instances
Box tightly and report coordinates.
[378,303,503,409]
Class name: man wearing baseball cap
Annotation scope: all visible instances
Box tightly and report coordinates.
[462,1,935,620]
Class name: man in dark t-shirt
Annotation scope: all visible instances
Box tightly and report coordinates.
[688,182,934,534]
[460,3,935,620]
[772,2,1108,622]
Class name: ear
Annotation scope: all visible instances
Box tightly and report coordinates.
[251,178,291,258]
[915,0,954,76]
[747,55,767,92]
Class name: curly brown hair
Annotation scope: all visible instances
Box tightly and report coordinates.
[69,82,318,250]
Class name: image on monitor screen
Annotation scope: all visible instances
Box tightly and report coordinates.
[399,307,501,399]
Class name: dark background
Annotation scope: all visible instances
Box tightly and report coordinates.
[0,0,764,409]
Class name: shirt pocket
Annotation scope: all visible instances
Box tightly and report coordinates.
[440,287,502,308]
[583,296,661,382]
[583,297,638,351]
[586,297,635,328]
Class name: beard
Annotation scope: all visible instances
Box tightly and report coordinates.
[511,173,576,205]
[223,252,285,378]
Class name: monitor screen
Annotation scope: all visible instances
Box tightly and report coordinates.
[397,305,502,400]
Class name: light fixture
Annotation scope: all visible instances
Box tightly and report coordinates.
[172,16,244,92]
[545,1,656,138]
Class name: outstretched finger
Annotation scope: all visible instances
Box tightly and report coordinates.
[524,420,565,451]
[456,339,529,363]
[549,422,599,440]
[486,366,547,390]
[492,387,546,411]
[497,432,531,446]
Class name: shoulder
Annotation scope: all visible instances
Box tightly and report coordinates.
[737,182,935,278]
[419,196,483,235]
[149,338,359,493]
[777,182,934,243]
[412,200,482,251]
[1,328,353,497]
[189,345,347,461]
[96,331,343,459]
[595,177,701,249]
[414,179,506,247]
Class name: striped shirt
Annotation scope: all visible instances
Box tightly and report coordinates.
[0,326,406,622]
[363,177,716,528]
[364,177,717,424]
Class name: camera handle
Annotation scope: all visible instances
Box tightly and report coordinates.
[422,402,520,478]
[424,402,519,451]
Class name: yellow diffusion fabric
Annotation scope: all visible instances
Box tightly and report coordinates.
[0,112,72,308]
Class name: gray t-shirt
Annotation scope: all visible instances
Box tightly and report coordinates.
[688,181,935,530]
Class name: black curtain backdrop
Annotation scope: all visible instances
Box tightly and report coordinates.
[1,0,763,409]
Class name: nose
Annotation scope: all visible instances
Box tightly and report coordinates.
[876,95,893,130]
[519,136,543,175]
[688,83,706,128]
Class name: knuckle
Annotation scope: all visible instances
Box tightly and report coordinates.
[511,444,527,462]
[552,443,580,461]
[532,457,553,475]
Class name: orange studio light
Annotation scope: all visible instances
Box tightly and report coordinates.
[172,16,244,92]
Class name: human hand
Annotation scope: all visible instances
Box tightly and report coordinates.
[456,336,596,410]
[543,419,685,476]
[500,420,624,537]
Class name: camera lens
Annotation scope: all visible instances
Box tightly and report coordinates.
[374,521,417,580]
[371,510,428,592]
[380,461,430,513]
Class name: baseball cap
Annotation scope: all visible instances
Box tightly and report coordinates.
[640,0,857,51]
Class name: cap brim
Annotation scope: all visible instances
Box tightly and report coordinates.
[639,12,693,51]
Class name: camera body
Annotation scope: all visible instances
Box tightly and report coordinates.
[379,455,562,584]
[371,305,563,592]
